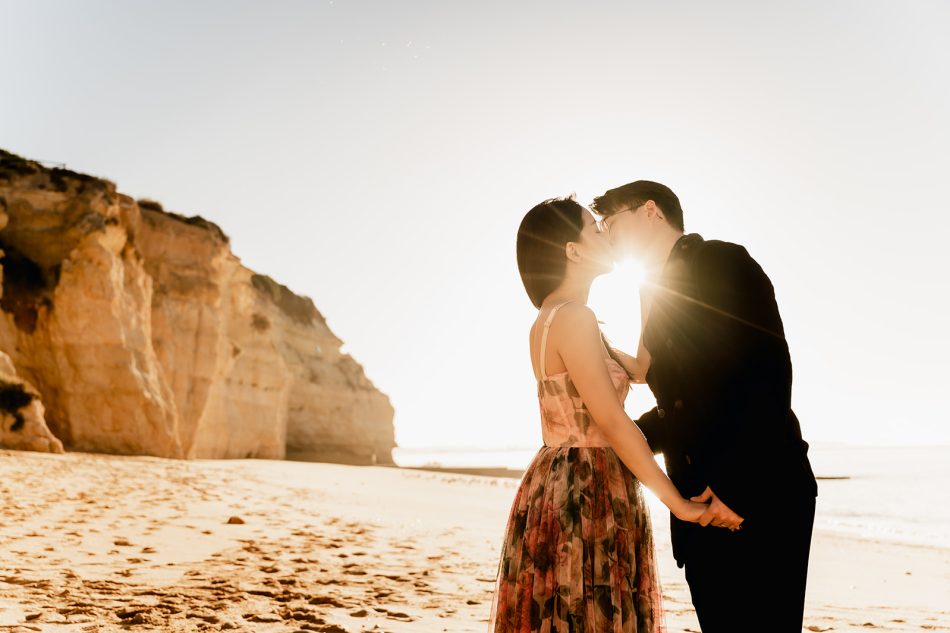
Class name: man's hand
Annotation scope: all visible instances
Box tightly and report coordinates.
[690,486,744,530]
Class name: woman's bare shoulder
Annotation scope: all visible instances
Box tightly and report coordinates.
[547,303,599,341]
[552,301,596,320]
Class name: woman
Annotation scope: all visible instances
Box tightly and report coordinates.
[487,195,710,632]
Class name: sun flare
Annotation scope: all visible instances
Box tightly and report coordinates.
[588,256,649,353]
[612,257,647,288]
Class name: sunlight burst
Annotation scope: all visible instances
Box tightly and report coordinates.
[589,255,649,352]
[612,257,647,288]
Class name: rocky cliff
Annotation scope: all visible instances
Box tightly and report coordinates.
[0,149,395,464]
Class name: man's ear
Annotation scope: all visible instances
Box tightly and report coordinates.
[644,200,664,221]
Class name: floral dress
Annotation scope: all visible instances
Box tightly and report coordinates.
[487,301,665,632]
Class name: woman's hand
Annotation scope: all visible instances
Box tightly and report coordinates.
[606,346,649,383]
[672,498,711,523]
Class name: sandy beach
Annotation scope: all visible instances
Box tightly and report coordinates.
[1,449,948,633]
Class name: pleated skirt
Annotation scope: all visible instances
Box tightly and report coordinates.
[487,446,665,633]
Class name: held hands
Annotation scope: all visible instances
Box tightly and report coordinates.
[674,498,713,523]
[689,486,745,531]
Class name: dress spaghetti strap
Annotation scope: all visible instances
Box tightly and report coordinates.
[538,300,574,379]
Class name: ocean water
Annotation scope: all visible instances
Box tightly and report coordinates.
[392,443,950,549]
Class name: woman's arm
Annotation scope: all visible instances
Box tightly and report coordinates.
[553,304,705,522]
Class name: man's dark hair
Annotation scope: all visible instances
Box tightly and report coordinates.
[591,180,685,231]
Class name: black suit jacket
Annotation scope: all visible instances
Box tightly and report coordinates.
[635,233,818,566]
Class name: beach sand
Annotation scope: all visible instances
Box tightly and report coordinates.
[0,450,947,632]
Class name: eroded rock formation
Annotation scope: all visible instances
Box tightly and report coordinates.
[0,350,64,454]
[0,149,395,463]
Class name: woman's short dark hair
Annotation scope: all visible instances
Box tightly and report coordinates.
[590,180,685,232]
[516,195,585,308]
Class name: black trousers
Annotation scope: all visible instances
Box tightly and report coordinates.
[682,494,816,633]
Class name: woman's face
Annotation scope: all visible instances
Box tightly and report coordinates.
[568,210,614,276]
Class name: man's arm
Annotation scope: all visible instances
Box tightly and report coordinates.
[634,407,665,455]
[688,241,789,520]
[631,278,662,451]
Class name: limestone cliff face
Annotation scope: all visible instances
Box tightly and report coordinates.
[0,149,395,463]
[0,350,64,454]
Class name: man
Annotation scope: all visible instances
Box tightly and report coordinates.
[591,180,819,632]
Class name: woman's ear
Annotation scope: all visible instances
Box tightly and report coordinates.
[565,241,582,264]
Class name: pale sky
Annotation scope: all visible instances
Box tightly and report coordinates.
[2,1,948,450]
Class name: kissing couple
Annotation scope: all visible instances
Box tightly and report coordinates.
[487,180,819,633]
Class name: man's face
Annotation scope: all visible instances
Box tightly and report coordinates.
[603,203,650,259]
